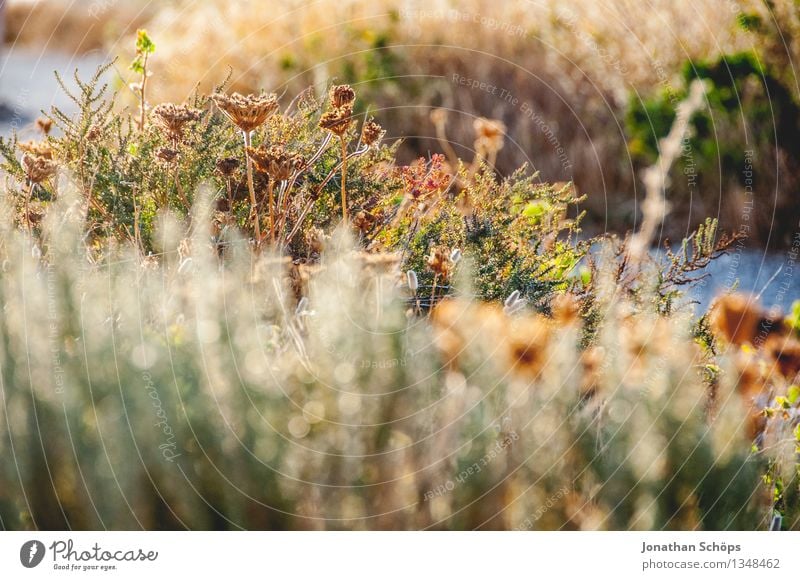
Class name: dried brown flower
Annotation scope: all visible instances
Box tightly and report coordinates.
[709,294,766,346]
[156,147,179,163]
[426,246,452,278]
[211,92,279,133]
[152,103,201,142]
[21,153,58,184]
[36,117,53,135]
[505,317,551,381]
[352,210,375,234]
[319,105,354,137]
[474,117,506,153]
[86,124,103,141]
[246,145,304,180]
[329,84,356,109]
[215,157,240,177]
[19,140,54,160]
[764,334,800,379]
[361,119,385,147]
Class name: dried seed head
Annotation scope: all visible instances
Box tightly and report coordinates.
[474,117,506,153]
[319,105,354,137]
[156,147,179,163]
[246,145,304,181]
[152,103,201,141]
[21,153,58,184]
[329,84,356,109]
[361,118,385,147]
[215,157,240,177]
[86,124,103,141]
[352,210,374,234]
[211,92,279,133]
[36,117,53,135]
[19,140,54,159]
[426,246,452,278]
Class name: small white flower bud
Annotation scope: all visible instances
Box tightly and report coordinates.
[406,270,419,292]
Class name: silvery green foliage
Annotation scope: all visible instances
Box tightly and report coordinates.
[0,182,778,530]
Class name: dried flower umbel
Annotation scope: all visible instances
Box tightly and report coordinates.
[152,103,201,143]
[361,118,385,148]
[211,92,279,133]
[320,85,357,223]
[19,141,54,160]
[212,91,280,244]
[22,153,58,184]
[247,144,305,242]
[330,84,356,109]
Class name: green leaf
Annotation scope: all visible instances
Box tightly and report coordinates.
[136,29,156,55]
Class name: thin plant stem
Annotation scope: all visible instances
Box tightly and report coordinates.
[242,130,261,243]
[267,179,275,244]
[139,53,149,132]
[430,273,438,315]
[340,136,348,222]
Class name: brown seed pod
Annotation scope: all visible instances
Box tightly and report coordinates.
[211,92,279,133]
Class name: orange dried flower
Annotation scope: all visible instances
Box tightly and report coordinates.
[505,317,551,381]
[709,294,765,346]
[474,117,506,153]
[551,293,581,326]
[36,117,53,135]
[426,246,452,278]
